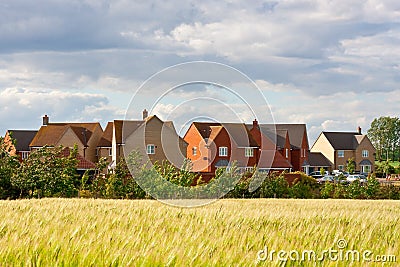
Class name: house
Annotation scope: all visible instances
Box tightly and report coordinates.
[29,115,103,164]
[108,110,188,169]
[184,122,260,180]
[247,121,309,172]
[96,121,113,163]
[3,130,38,161]
[247,120,293,172]
[310,127,376,173]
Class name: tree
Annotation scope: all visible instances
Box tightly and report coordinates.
[368,116,400,161]
[0,135,20,199]
[346,157,356,174]
[12,145,79,198]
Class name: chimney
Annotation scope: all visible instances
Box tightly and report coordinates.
[357,126,362,135]
[142,109,148,120]
[253,119,259,129]
[43,115,49,126]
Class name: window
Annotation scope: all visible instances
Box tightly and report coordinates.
[285,148,289,158]
[219,147,228,157]
[108,148,112,156]
[146,144,155,154]
[338,165,344,170]
[301,148,306,157]
[338,150,344,158]
[245,148,253,157]
[361,165,371,173]
[21,151,29,160]
[192,147,197,156]
[362,150,369,158]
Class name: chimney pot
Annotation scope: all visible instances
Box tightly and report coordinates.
[43,115,49,126]
[142,109,148,120]
[357,126,362,135]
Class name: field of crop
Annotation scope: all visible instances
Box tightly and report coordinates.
[0,198,399,266]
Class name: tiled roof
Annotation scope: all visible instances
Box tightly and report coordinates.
[6,130,37,151]
[322,132,362,150]
[30,122,100,147]
[193,122,259,147]
[97,122,113,147]
[308,152,331,167]
[359,159,373,165]
[258,150,293,169]
[62,147,96,170]
[30,125,70,147]
[114,120,145,144]
[275,124,307,149]
[248,124,308,149]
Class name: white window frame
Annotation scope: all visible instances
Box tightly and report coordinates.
[338,150,344,158]
[219,146,228,157]
[285,148,289,158]
[146,144,155,155]
[108,148,112,156]
[362,150,369,158]
[192,147,197,156]
[361,165,371,173]
[245,147,254,157]
[21,151,29,160]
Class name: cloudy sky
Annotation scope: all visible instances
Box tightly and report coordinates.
[1,0,400,143]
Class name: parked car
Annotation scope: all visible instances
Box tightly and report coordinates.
[347,174,367,183]
[332,170,349,177]
[317,175,335,184]
[309,171,325,179]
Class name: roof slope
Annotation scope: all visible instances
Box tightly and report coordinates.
[97,122,113,147]
[7,130,38,151]
[322,132,362,150]
[30,122,100,147]
[308,152,331,167]
[194,122,259,147]
[275,124,307,149]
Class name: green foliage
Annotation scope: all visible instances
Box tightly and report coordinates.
[320,182,334,199]
[289,172,319,199]
[368,116,400,161]
[0,135,20,199]
[11,146,79,198]
[364,174,380,199]
[260,172,289,198]
[346,157,356,174]
[320,167,326,177]
[346,180,364,199]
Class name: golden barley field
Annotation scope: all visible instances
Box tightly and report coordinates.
[0,198,399,266]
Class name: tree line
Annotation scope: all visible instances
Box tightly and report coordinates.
[1,135,400,200]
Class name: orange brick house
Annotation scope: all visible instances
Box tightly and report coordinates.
[184,122,260,180]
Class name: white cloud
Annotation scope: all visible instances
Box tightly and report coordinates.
[0,88,124,133]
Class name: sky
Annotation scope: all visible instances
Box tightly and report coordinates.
[1,0,400,144]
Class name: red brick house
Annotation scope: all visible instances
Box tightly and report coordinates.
[184,122,259,180]
[184,121,294,180]
[247,120,310,172]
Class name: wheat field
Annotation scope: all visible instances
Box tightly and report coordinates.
[0,198,399,266]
